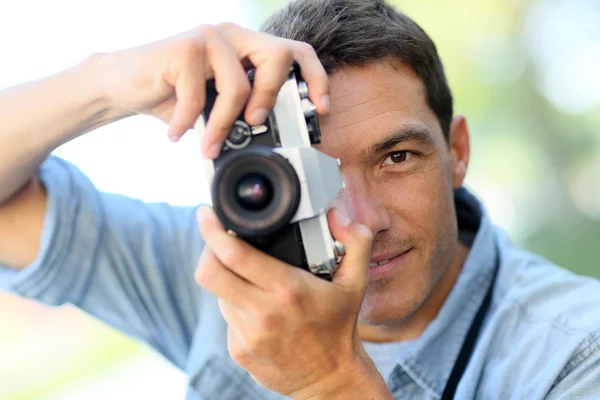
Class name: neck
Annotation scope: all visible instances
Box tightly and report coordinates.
[358,241,470,343]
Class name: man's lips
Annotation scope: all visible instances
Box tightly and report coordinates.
[369,259,392,267]
[369,248,412,267]
[367,248,413,280]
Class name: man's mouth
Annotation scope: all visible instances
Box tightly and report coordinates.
[368,248,413,268]
[368,259,391,267]
[367,248,413,280]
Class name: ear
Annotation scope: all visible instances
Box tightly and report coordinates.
[448,115,470,188]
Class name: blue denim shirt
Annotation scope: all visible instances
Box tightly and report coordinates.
[2,156,600,399]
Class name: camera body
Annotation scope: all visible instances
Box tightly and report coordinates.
[194,64,344,280]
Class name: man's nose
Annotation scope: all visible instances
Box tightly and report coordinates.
[332,174,392,235]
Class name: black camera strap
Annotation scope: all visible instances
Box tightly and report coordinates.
[440,244,500,400]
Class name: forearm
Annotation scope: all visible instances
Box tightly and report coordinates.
[0,53,131,203]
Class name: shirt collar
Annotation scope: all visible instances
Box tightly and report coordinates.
[388,188,499,398]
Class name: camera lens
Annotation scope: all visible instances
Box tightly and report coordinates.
[236,173,273,211]
[211,146,301,237]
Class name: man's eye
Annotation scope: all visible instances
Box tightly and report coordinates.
[382,151,413,165]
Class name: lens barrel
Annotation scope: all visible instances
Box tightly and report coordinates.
[212,146,301,237]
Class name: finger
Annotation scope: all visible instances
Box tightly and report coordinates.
[167,40,207,142]
[242,43,294,125]
[218,24,329,122]
[216,25,291,125]
[194,246,263,307]
[327,208,373,290]
[218,299,247,359]
[196,205,289,289]
[218,297,248,328]
[289,40,331,114]
[219,304,249,368]
[200,26,251,159]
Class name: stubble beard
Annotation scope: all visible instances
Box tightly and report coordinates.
[357,222,458,328]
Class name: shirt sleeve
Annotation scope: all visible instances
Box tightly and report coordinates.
[545,331,600,399]
[0,155,205,369]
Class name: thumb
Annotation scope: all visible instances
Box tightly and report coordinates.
[327,208,373,290]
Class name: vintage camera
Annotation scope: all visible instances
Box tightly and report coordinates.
[194,64,345,280]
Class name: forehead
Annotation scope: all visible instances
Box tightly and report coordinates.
[318,61,443,153]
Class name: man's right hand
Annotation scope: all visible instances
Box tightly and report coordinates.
[98,22,331,159]
[0,22,330,270]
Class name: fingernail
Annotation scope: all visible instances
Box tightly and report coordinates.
[196,207,205,223]
[320,94,331,113]
[167,128,180,142]
[204,143,222,159]
[249,108,269,125]
[335,208,351,227]
[358,223,372,236]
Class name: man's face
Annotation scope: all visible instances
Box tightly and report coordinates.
[317,61,466,326]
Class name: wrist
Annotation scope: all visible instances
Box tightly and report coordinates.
[291,352,393,400]
[77,52,135,128]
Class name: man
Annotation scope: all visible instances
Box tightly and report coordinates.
[1,0,599,398]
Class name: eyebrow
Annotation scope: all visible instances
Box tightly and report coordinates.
[365,124,436,158]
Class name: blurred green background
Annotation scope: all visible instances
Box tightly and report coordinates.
[0,0,598,399]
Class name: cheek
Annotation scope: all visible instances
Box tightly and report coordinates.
[384,164,454,233]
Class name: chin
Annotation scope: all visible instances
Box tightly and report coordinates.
[358,226,459,328]
[358,277,428,326]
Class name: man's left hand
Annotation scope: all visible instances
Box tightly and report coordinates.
[195,205,383,399]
